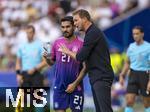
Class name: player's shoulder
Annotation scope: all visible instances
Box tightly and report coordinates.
[76,36,83,43]
[143,41,150,49]
[54,37,64,43]
[52,37,64,46]
[144,41,150,46]
[128,42,135,48]
[127,42,137,53]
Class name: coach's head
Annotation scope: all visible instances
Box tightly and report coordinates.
[73,9,92,32]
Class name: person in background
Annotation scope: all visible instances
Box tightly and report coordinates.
[15,25,47,112]
[119,26,150,112]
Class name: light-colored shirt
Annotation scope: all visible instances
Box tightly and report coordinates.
[127,41,150,71]
[17,39,43,71]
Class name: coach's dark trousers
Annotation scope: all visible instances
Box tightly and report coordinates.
[91,79,113,112]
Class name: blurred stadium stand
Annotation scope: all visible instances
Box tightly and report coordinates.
[104,7,150,52]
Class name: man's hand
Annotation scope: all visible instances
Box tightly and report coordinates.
[65,82,77,93]
[58,44,70,55]
[43,51,50,59]
[146,81,150,95]
[27,68,36,75]
[16,75,23,86]
[58,44,77,60]
[43,51,48,58]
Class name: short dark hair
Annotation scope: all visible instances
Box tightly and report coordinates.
[61,16,74,25]
[26,25,35,33]
[133,26,144,33]
[73,9,91,21]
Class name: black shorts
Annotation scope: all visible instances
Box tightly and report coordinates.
[21,71,44,87]
[127,69,150,97]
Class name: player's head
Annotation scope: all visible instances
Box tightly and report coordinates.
[26,25,35,42]
[132,26,144,43]
[61,16,74,39]
[73,9,91,31]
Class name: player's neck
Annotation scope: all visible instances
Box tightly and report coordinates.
[28,38,34,43]
[136,39,144,45]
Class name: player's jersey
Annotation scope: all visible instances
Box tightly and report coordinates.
[17,39,43,71]
[51,37,83,92]
[127,41,150,71]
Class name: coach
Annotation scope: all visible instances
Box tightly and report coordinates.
[59,9,114,112]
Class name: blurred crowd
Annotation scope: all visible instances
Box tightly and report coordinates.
[0,0,149,71]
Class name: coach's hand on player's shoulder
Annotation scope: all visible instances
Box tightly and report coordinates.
[119,73,125,86]
[65,82,77,93]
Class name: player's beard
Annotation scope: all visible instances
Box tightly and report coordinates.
[63,32,74,39]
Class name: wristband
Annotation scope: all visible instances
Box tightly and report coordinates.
[16,70,21,74]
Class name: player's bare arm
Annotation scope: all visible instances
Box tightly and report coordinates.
[28,57,48,75]
[15,57,23,85]
[147,71,150,94]
[119,57,130,85]
[65,62,87,93]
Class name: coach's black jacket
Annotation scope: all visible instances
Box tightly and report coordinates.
[76,24,114,84]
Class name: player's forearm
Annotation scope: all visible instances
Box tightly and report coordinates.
[15,58,22,75]
[45,58,54,66]
[148,70,150,81]
[74,64,87,86]
[35,60,47,71]
[16,58,21,69]
[43,55,54,66]
[120,61,130,77]
[16,65,21,72]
